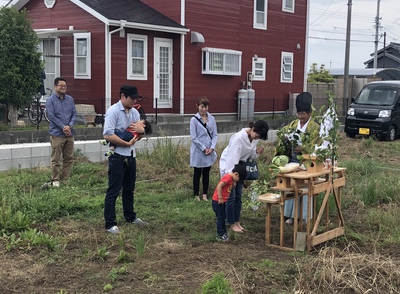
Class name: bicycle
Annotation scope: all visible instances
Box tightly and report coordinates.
[28,88,51,125]
[133,96,147,120]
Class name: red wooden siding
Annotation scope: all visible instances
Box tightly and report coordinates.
[182,0,308,114]
[109,28,182,115]
[25,0,107,114]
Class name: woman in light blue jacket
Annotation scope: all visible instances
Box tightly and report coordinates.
[190,97,218,201]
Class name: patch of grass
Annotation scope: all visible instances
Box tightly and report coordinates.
[201,272,233,294]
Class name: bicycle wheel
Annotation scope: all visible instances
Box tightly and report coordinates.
[28,99,42,125]
[43,108,50,123]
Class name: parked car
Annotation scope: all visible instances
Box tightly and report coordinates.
[345,81,400,141]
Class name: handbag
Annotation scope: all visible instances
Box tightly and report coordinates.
[243,159,259,180]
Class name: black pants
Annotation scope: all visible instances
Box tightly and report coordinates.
[193,166,211,197]
[104,154,136,229]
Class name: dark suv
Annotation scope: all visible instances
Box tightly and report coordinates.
[345,81,400,141]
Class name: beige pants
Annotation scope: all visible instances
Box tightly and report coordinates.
[50,136,75,182]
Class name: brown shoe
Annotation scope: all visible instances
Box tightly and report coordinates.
[230,224,244,233]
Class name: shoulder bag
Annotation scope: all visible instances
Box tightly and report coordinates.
[194,116,212,139]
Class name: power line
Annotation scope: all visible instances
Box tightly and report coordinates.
[310,29,373,36]
[309,36,374,43]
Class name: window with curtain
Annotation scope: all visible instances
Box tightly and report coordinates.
[127,34,148,80]
[202,47,242,76]
[74,33,91,79]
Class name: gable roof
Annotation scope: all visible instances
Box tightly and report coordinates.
[9,0,189,34]
[364,52,400,67]
[77,0,186,30]
[363,42,400,66]
[329,68,400,80]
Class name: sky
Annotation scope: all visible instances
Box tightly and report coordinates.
[2,0,399,71]
[308,0,400,70]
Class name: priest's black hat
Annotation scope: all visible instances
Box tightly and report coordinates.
[296,92,312,113]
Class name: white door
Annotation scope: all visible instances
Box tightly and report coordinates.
[39,38,60,98]
[154,38,173,108]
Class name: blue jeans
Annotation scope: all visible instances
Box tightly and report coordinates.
[212,200,227,237]
[109,130,134,149]
[284,196,312,220]
[104,153,136,229]
[226,182,243,224]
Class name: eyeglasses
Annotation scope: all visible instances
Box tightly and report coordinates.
[57,84,67,88]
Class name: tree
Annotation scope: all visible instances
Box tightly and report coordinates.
[0,6,43,127]
[307,63,335,84]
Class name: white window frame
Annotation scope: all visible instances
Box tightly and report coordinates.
[281,52,293,83]
[74,33,91,79]
[282,0,295,13]
[253,0,267,30]
[202,47,242,76]
[252,57,266,81]
[127,34,148,80]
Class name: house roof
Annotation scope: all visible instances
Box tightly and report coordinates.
[77,0,187,31]
[364,52,400,66]
[9,0,189,34]
[329,68,400,80]
[363,42,400,66]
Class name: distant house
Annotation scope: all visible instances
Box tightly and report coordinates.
[9,0,309,119]
[364,42,400,69]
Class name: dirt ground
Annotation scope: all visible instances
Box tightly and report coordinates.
[0,218,302,294]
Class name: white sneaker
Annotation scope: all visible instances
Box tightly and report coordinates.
[285,218,294,224]
[107,226,119,234]
[130,218,149,225]
[41,181,60,190]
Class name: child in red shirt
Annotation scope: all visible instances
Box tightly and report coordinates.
[212,164,247,241]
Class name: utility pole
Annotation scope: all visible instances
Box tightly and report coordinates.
[373,0,381,69]
[343,0,352,115]
[383,32,386,68]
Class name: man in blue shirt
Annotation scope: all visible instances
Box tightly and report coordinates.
[43,77,76,188]
[103,85,146,234]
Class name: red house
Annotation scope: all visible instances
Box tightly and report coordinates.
[9,0,308,121]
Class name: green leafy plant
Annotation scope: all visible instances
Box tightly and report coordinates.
[3,232,22,251]
[117,249,129,263]
[0,198,31,231]
[17,228,60,251]
[201,272,233,294]
[97,246,110,261]
[103,283,113,292]
[108,266,128,281]
[134,232,146,257]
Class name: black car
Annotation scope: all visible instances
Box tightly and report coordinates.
[345,81,400,141]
